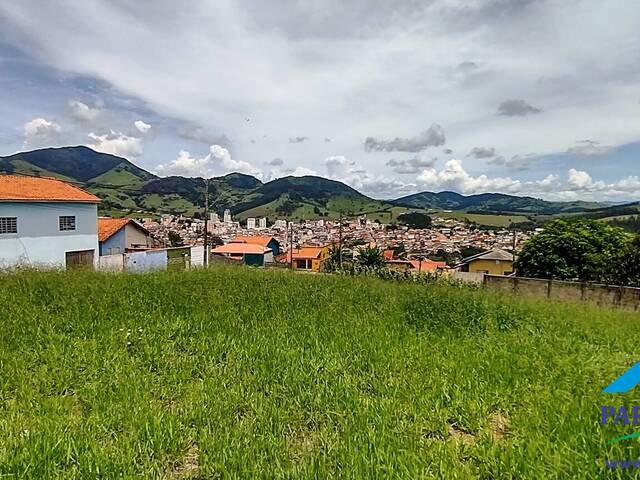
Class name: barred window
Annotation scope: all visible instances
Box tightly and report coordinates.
[0,217,17,234]
[59,215,76,231]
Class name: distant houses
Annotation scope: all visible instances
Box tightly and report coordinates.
[455,249,514,276]
[98,217,153,255]
[0,175,100,269]
[211,242,273,266]
[231,235,281,256]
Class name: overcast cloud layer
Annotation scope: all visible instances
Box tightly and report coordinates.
[0,1,639,201]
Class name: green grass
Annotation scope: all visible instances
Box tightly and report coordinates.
[0,267,639,478]
[434,211,529,227]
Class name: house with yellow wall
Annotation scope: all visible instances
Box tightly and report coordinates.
[455,249,514,276]
[289,245,331,272]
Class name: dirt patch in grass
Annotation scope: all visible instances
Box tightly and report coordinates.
[448,424,476,446]
[488,412,510,441]
[166,442,199,479]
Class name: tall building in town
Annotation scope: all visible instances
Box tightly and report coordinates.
[259,217,267,229]
[247,217,256,229]
[223,209,232,224]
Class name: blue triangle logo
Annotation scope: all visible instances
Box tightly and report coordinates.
[603,362,640,393]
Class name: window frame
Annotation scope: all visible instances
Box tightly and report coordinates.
[59,215,77,232]
[0,216,17,234]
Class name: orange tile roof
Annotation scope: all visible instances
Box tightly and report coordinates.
[409,259,447,272]
[231,235,275,247]
[98,217,131,242]
[291,247,322,259]
[212,243,272,255]
[0,175,100,203]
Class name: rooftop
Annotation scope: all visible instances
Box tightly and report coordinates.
[0,175,100,203]
[212,243,272,255]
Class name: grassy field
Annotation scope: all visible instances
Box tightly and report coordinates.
[433,211,529,227]
[1,268,639,478]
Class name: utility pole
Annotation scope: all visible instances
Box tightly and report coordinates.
[338,211,343,269]
[203,179,209,267]
[289,221,293,270]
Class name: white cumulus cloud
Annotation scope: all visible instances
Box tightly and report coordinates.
[155,145,262,178]
[134,120,151,134]
[88,130,144,158]
[23,118,62,149]
[68,100,100,122]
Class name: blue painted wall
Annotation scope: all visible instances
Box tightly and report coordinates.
[99,229,125,256]
[267,239,280,256]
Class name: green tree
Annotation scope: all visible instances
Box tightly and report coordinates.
[356,246,385,269]
[514,219,630,282]
[167,231,183,247]
[610,235,640,287]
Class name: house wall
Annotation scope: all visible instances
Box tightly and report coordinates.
[0,202,98,268]
[267,239,280,256]
[100,229,125,256]
[468,259,513,276]
[125,223,151,249]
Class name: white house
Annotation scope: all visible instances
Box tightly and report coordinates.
[0,175,100,269]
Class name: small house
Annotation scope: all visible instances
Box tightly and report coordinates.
[231,235,281,256]
[211,242,273,266]
[98,217,152,255]
[455,249,514,276]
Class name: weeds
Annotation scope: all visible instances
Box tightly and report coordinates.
[0,267,637,478]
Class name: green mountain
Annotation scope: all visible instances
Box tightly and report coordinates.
[393,190,604,215]
[0,146,611,222]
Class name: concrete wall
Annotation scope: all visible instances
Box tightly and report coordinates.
[484,275,640,311]
[125,223,151,249]
[0,202,98,268]
[451,271,485,284]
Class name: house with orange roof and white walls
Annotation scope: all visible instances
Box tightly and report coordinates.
[0,175,100,269]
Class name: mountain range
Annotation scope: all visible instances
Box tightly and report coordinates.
[0,146,633,223]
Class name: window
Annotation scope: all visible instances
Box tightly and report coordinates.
[59,216,76,231]
[0,217,17,234]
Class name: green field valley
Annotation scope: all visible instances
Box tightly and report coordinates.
[1,267,639,478]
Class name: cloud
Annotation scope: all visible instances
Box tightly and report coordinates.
[365,124,445,152]
[87,130,143,158]
[178,124,231,147]
[468,146,496,159]
[267,157,284,166]
[386,154,437,174]
[487,153,539,170]
[155,145,262,178]
[289,136,309,143]
[416,159,522,194]
[134,120,151,134]
[23,118,62,149]
[324,137,331,142]
[566,140,615,156]
[443,149,453,154]
[497,99,542,117]
[289,166,317,176]
[68,100,100,122]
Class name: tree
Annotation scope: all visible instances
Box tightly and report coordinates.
[356,246,385,269]
[514,219,630,282]
[610,235,640,287]
[398,212,432,229]
[167,231,183,247]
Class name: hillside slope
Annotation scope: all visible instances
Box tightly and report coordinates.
[0,146,609,220]
[0,267,637,478]
[394,190,603,214]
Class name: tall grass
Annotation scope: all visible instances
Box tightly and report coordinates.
[0,267,638,478]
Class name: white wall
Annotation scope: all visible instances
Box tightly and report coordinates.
[0,202,98,268]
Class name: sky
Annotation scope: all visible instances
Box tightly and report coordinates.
[0,0,639,202]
